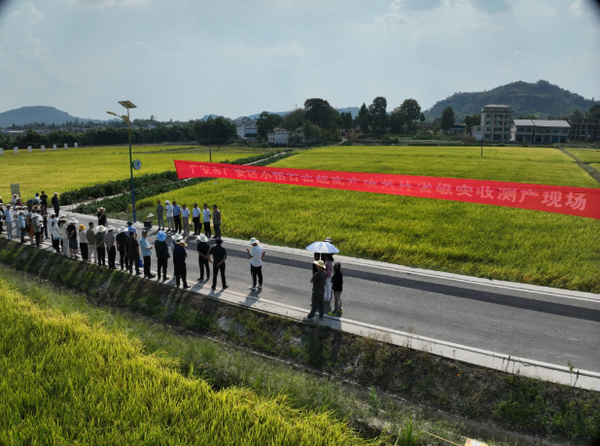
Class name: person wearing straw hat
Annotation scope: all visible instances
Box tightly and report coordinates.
[78,223,89,262]
[66,218,79,259]
[95,225,107,266]
[105,226,117,269]
[196,233,210,282]
[306,259,327,320]
[246,237,265,292]
[154,230,170,281]
[97,207,107,227]
[172,234,188,288]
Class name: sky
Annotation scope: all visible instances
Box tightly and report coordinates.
[0,0,599,122]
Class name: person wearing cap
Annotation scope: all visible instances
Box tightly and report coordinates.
[125,230,141,275]
[105,226,117,269]
[95,225,106,266]
[66,218,79,259]
[126,221,137,235]
[202,203,211,238]
[79,223,89,262]
[156,200,165,231]
[97,207,107,227]
[165,200,174,232]
[51,192,60,216]
[139,230,155,279]
[246,237,265,292]
[196,233,210,282]
[86,222,97,264]
[306,259,327,320]
[172,234,188,288]
[116,226,129,271]
[209,238,227,290]
[154,230,170,281]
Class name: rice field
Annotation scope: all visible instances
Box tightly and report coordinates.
[136,145,600,292]
[0,271,377,445]
[0,145,267,201]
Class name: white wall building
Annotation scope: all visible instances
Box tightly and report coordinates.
[511,119,570,143]
[267,127,289,145]
[237,123,258,141]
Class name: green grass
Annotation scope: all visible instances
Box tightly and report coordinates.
[0,145,267,201]
[135,145,600,292]
[0,267,378,446]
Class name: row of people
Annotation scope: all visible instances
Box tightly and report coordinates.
[155,200,221,238]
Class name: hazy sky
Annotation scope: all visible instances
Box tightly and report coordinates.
[0,0,599,122]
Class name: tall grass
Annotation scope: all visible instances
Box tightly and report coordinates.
[135,146,600,291]
[0,271,378,445]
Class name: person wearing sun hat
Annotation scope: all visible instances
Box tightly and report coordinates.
[154,230,170,281]
[196,233,210,282]
[66,217,79,259]
[306,259,327,320]
[95,225,107,266]
[172,233,188,288]
[105,226,117,269]
[246,237,265,292]
[86,222,97,264]
[78,222,89,262]
[97,207,107,227]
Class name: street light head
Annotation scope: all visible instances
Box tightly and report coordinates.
[118,100,137,110]
[106,111,118,117]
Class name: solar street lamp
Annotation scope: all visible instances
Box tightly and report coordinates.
[107,100,138,222]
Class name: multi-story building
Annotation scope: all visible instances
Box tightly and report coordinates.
[511,119,570,143]
[568,118,600,141]
[479,104,513,141]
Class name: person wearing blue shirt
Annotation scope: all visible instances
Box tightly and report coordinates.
[173,201,182,234]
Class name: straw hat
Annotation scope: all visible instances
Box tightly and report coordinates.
[107,226,115,232]
[69,218,78,224]
[172,234,183,242]
[96,225,106,232]
[249,237,259,245]
[313,260,326,269]
[79,224,86,231]
[197,234,208,242]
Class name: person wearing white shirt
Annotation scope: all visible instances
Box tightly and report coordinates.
[165,200,174,232]
[246,237,266,292]
[192,203,201,235]
[181,204,191,235]
[202,203,211,238]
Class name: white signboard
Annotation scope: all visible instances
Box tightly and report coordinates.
[27,146,32,153]
[0,148,4,155]
[41,145,45,152]
[53,144,57,150]
[64,143,68,150]
[13,147,18,154]
[74,142,78,148]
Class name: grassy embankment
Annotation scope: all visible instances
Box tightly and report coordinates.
[135,145,600,292]
[0,144,268,200]
[0,265,378,446]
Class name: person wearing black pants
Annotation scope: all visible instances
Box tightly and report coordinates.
[196,233,210,281]
[172,235,188,288]
[209,238,227,290]
[154,231,169,281]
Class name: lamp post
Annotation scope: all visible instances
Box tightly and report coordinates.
[107,100,137,222]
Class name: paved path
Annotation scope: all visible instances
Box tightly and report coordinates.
[12,211,600,390]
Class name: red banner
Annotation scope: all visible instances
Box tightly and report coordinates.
[174,161,600,219]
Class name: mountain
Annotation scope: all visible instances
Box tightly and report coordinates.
[0,106,81,127]
[424,80,598,120]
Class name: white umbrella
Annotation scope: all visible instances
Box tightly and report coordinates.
[305,241,339,254]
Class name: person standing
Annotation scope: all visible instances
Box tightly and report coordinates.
[41,211,49,241]
[154,230,169,281]
[212,204,221,239]
[79,223,89,262]
[105,226,117,269]
[181,204,190,235]
[95,225,106,266]
[192,203,201,235]
[324,254,334,303]
[4,204,13,239]
[202,203,211,238]
[116,226,129,271]
[17,210,26,244]
[307,259,327,320]
[246,237,265,292]
[139,230,155,279]
[125,231,141,275]
[329,262,344,317]
[172,201,182,234]
[66,218,79,259]
[97,207,107,227]
[165,200,174,232]
[196,233,210,282]
[51,192,60,216]
[156,200,165,230]
[172,234,188,288]
[50,215,61,252]
[59,215,69,256]
[40,191,48,212]
[209,238,227,290]
[86,222,97,264]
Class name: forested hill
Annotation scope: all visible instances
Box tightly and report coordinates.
[424,80,598,120]
[0,106,80,126]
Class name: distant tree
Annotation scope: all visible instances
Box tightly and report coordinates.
[368,96,388,134]
[586,104,600,119]
[302,121,320,144]
[400,99,421,133]
[192,116,236,147]
[357,103,370,133]
[518,114,538,119]
[463,114,480,133]
[570,109,584,120]
[304,98,338,129]
[440,106,456,132]
[280,108,305,131]
[256,111,283,140]
[420,112,425,123]
[389,107,405,134]
[340,111,354,131]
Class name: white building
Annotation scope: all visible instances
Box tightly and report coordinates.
[479,104,513,141]
[236,123,258,141]
[511,119,570,143]
[267,127,289,145]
